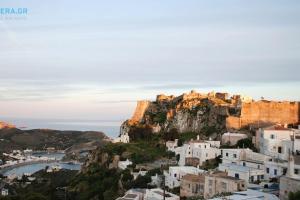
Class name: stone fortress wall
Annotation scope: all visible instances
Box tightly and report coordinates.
[130,100,151,123]
[129,90,300,130]
[226,100,300,129]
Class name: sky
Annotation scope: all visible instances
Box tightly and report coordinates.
[0,0,300,131]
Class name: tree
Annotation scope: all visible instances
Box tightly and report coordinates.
[121,169,133,182]
[236,138,256,151]
[132,175,152,188]
[128,125,153,141]
[23,193,47,200]
[289,191,300,200]
[163,128,179,141]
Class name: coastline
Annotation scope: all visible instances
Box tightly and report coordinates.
[0,159,58,174]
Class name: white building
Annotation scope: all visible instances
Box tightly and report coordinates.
[46,165,62,173]
[132,170,147,180]
[144,188,180,200]
[264,157,288,180]
[218,163,265,183]
[210,189,279,200]
[280,155,300,200]
[255,125,300,179]
[255,125,299,160]
[221,148,266,168]
[118,159,132,170]
[221,132,248,145]
[1,188,8,196]
[179,136,221,166]
[219,148,266,183]
[116,189,145,200]
[164,166,206,189]
[150,174,162,187]
[166,139,178,152]
[113,132,130,143]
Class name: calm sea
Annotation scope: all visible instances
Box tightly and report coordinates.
[1,118,121,138]
[3,152,81,176]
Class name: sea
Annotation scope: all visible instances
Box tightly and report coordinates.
[2,152,81,176]
[1,117,121,138]
[0,118,122,176]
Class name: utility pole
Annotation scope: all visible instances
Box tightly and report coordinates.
[163,174,166,200]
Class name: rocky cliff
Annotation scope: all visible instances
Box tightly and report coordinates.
[0,121,15,129]
[120,90,300,139]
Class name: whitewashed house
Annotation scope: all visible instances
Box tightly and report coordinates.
[164,166,206,189]
[1,188,8,196]
[144,188,180,200]
[255,125,300,179]
[221,132,248,145]
[113,132,130,143]
[219,148,266,183]
[132,170,147,180]
[221,148,266,169]
[118,159,132,170]
[255,125,298,160]
[264,157,288,180]
[280,155,300,200]
[116,189,145,200]
[179,136,221,166]
[218,163,265,183]
[166,139,178,152]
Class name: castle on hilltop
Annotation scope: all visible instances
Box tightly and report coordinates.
[129,90,300,130]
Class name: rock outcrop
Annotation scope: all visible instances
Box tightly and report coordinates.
[0,121,15,129]
[120,90,300,139]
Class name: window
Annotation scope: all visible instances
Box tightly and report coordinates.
[204,145,206,148]
[261,175,264,179]
[261,133,263,138]
[206,153,208,157]
[266,168,269,173]
[270,134,275,139]
[295,169,299,175]
[274,169,277,175]
[209,180,213,186]
[243,162,246,166]
[235,173,239,178]
[199,185,204,192]
[233,154,237,158]
[283,168,287,175]
[278,147,282,153]
[221,182,227,190]
[174,173,177,177]
[258,165,260,169]
[226,153,229,157]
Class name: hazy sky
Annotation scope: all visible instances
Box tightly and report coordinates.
[0,0,300,124]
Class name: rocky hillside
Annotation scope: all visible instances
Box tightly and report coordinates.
[0,121,15,129]
[0,128,111,154]
[120,90,299,140]
[120,90,242,139]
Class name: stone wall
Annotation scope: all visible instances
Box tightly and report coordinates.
[130,100,150,122]
[226,116,241,130]
[280,176,300,200]
[227,101,300,129]
[241,101,299,127]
